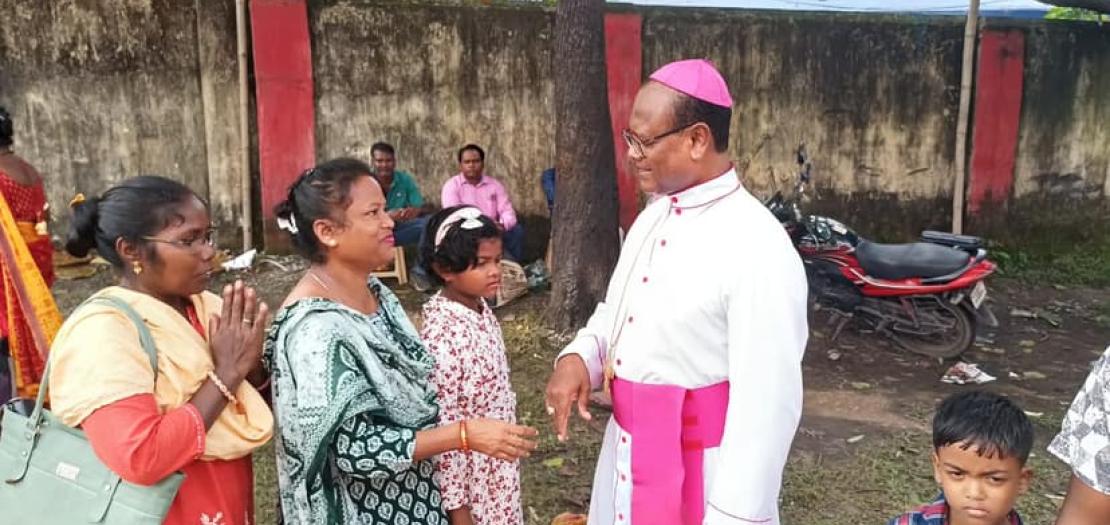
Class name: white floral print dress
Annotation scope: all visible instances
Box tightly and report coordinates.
[421,293,522,525]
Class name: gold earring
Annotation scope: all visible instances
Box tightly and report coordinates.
[132,261,143,275]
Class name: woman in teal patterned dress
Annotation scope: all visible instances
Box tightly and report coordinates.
[264,158,538,524]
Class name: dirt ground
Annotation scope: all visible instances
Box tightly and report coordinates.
[51,258,1110,524]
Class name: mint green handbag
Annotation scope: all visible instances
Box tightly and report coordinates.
[0,295,184,523]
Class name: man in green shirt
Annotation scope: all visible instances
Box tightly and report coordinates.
[371,142,430,247]
[372,142,434,290]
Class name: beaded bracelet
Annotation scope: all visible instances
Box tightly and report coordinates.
[207,371,240,406]
[459,420,471,453]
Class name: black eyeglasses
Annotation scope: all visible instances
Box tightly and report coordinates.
[142,228,217,251]
[622,121,699,158]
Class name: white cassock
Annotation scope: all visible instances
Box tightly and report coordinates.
[559,168,808,525]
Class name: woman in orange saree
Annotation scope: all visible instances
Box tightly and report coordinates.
[0,105,61,405]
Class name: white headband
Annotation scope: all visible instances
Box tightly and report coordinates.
[434,207,484,249]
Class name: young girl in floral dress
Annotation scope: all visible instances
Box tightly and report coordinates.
[419,205,523,525]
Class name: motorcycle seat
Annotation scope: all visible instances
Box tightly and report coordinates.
[855,240,970,281]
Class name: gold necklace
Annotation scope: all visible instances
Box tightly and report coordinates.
[308,270,331,291]
[308,269,377,313]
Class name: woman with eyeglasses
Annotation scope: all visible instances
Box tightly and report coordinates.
[48,175,274,525]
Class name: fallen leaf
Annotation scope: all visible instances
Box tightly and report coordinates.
[1024,371,1047,380]
[551,512,588,525]
[542,457,565,469]
[847,435,865,444]
[1018,340,1037,348]
[1034,309,1062,327]
[850,382,871,390]
[1011,308,1037,319]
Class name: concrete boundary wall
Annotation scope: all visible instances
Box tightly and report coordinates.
[1,1,1105,251]
[0,0,245,243]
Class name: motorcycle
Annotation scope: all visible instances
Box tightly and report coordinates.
[766,145,998,359]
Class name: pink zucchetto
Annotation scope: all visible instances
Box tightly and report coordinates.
[648,59,733,108]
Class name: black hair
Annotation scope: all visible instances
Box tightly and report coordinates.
[932,390,1034,465]
[0,106,13,148]
[371,142,395,157]
[419,205,501,285]
[274,157,374,263]
[65,176,203,268]
[671,93,731,153]
[457,144,485,163]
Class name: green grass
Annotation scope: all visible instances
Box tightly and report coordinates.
[1095,300,1110,328]
[253,442,279,524]
[992,239,1110,287]
[502,309,603,522]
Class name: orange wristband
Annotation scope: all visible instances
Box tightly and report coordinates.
[459,420,471,453]
[206,370,240,406]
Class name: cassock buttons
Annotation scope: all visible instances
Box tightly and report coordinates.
[670,196,678,204]
[615,358,622,366]
[642,276,648,283]
[627,316,634,323]
[674,208,682,216]
[660,239,667,247]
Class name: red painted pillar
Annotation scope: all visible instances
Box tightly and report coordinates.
[967,29,1025,217]
[605,13,643,232]
[250,0,316,247]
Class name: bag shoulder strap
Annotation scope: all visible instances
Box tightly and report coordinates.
[30,294,159,422]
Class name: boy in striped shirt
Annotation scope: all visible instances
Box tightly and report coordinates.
[887,391,1033,525]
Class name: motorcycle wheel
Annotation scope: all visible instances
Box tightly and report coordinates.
[888,300,976,359]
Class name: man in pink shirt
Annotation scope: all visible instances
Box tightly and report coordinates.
[441,144,525,261]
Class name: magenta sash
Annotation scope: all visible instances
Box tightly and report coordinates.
[611,377,730,525]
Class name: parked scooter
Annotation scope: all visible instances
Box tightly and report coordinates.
[766,145,998,358]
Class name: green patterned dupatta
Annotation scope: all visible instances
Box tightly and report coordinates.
[264,278,440,523]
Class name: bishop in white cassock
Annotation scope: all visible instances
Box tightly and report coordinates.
[545,59,809,525]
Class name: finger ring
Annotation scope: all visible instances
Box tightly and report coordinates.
[242,320,253,327]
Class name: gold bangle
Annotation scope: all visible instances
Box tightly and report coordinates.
[459,420,470,453]
[206,370,239,406]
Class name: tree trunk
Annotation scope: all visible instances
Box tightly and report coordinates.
[1044,0,1110,14]
[547,0,621,331]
